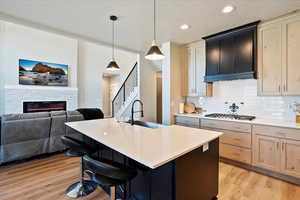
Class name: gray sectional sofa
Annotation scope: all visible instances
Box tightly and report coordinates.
[0,110,85,164]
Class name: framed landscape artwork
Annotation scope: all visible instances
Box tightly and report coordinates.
[19,59,68,86]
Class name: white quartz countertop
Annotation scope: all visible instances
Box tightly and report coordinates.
[175,113,300,130]
[65,118,223,169]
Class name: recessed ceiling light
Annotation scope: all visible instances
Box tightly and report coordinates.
[222,5,235,14]
[180,24,190,30]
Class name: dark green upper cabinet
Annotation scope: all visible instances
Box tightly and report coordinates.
[203,21,260,82]
[219,35,236,75]
[206,39,220,76]
[234,29,255,74]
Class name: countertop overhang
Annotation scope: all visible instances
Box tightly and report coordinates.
[175,113,300,130]
[65,118,223,169]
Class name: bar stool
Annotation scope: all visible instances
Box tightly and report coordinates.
[61,136,98,198]
[83,155,137,200]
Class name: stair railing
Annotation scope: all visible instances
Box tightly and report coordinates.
[112,62,138,117]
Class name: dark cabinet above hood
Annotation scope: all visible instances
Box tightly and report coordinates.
[202,21,260,82]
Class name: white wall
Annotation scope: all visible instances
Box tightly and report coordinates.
[77,41,137,110]
[162,42,184,125]
[1,21,78,87]
[0,20,78,114]
[139,55,157,122]
[101,76,111,117]
[187,79,300,122]
[162,42,172,125]
[0,19,138,114]
[170,43,185,123]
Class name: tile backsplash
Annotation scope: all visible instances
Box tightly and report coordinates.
[187,79,300,122]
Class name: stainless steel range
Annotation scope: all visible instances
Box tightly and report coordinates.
[204,113,256,121]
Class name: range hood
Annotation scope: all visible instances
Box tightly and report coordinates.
[202,21,260,82]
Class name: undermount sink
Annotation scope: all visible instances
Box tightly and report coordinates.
[127,120,165,129]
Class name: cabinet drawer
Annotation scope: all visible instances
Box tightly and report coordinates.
[175,122,199,128]
[175,116,198,123]
[175,116,200,128]
[253,125,300,141]
[201,119,251,133]
[220,131,252,149]
[220,143,252,164]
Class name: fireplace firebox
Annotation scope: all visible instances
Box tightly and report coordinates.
[23,101,67,113]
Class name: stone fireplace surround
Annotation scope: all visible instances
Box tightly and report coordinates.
[3,85,78,114]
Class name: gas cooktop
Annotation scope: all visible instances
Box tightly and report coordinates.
[204,113,256,121]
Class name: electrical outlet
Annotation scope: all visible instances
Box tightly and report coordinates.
[203,143,209,152]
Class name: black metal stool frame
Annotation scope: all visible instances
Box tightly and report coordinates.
[83,155,137,200]
[61,136,98,198]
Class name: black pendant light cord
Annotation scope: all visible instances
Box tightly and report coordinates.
[112,18,115,60]
[154,0,156,42]
[110,15,117,61]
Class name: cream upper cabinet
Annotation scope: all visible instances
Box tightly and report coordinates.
[258,24,282,95]
[258,13,300,96]
[195,45,207,96]
[183,41,211,97]
[283,18,300,95]
[187,46,197,96]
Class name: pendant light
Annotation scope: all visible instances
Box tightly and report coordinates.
[145,0,165,60]
[107,15,120,71]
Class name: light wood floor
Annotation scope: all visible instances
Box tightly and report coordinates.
[0,154,299,200]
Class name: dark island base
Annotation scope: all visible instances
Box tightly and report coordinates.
[84,136,219,200]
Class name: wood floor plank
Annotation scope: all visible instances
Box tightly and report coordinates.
[0,154,299,200]
[0,154,109,200]
[218,162,300,200]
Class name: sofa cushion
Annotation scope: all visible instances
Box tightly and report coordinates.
[22,112,50,119]
[1,117,51,145]
[49,135,67,153]
[0,110,84,164]
[50,111,66,117]
[1,114,23,121]
[67,111,81,116]
[66,111,84,122]
[50,112,67,136]
[66,111,84,141]
[0,138,49,163]
[48,111,67,153]
[2,112,50,121]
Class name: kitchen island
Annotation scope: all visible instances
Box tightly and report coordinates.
[66,118,223,200]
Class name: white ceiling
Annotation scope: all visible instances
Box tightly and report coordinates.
[0,0,300,52]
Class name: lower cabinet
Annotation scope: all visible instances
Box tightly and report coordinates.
[253,135,281,172]
[175,116,200,128]
[280,139,300,178]
[220,143,252,165]
[175,116,300,180]
[220,131,252,149]
[253,127,300,179]
[201,119,253,165]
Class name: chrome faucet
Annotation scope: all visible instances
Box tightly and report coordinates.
[131,100,144,125]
